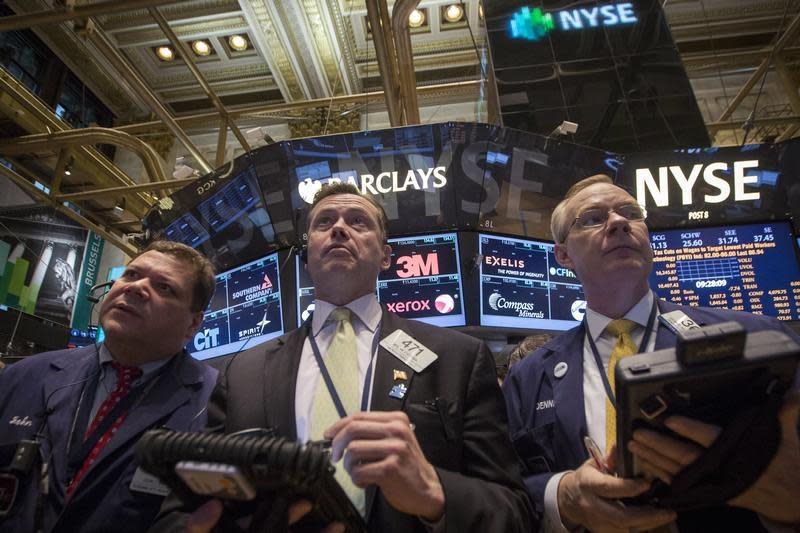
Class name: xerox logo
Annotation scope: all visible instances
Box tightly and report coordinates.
[485,256,525,269]
[386,299,430,313]
[549,266,576,279]
[297,167,448,204]
[488,293,545,318]
[194,327,220,351]
[509,3,637,42]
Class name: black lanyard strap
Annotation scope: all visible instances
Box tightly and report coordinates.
[585,296,658,408]
[306,312,380,419]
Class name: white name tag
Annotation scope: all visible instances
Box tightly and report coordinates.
[129,467,170,497]
[380,330,438,373]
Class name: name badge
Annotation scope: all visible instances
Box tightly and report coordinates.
[659,311,701,335]
[129,467,170,497]
[380,330,438,373]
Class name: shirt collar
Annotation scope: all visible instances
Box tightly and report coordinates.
[585,291,654,342]
[98,342,173,379]
[312,293,382,336]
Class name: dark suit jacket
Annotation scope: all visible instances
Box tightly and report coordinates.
[0,344,218,533]
[153,309,535,532]
[503,299,799,532]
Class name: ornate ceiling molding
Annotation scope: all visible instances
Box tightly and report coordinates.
[241,0,306,101]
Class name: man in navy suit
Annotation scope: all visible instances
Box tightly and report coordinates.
[162,182,534,533]
[504,174,800,532]
[0,240,218,533]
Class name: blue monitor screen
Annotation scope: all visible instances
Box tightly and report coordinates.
[378,233,465,327]
[296,232,466,327]
[649,221,800,320]
[479,233,585,330]
[188,252,284,360]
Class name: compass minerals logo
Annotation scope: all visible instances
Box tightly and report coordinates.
[509,3,637,42]
[488,292,544,319]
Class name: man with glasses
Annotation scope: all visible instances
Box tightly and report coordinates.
[503,174,800,532]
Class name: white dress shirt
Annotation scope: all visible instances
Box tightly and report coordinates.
[543,291,658,532]
[295,294,382,443]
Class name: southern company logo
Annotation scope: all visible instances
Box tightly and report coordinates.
[509,3,637,42]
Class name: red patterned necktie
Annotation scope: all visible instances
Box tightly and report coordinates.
[66,361,142,499]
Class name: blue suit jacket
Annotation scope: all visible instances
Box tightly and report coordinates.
[503,299,798,530]
[0,344,218,533]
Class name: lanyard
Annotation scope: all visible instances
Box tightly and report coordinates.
[306,313,380,419]
[585,296,658,408]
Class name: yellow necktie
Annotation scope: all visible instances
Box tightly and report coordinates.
[309,307,364,514]
[605,319,637,450]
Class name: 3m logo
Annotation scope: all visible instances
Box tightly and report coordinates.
[396,253,439,278]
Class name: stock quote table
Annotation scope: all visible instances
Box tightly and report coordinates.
[649,222,800,320]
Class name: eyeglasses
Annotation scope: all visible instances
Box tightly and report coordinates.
[567,203,647,236]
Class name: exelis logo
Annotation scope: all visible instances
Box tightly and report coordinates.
[194,327,220,351]
[297,167,447,204]
[485,256,525,269]
[509,3,637,42]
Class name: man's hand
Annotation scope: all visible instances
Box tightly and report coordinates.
[325,411,445,522]
[557,446,676,533]
[629,392,800,526]
[185,498,344,533]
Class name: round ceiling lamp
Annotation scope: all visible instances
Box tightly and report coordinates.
[408,9,425,28]
[156,45,174,61]
[444,4,464,23]
[229,35,249,51]
[192,40,212,56]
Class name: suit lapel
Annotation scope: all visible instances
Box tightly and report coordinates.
[43,346,98,492]
[364,310,416,521]
[545,325,589,467]
[263,327,307,441]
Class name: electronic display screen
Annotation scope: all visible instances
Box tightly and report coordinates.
[378,233,465,327]
[649,221,800,320]
[188,252,284,360]
[295,233,465,327]
[479,233,586,330]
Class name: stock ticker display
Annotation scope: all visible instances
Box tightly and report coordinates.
[188,252,284,360]
[296,233,465,327]
[479,233,586,330]
[649,221,800,320]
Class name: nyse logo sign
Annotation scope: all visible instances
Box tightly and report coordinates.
[635,160,761,208]
[194,328,220,351]
[396,253,439,278]
[509,3,637,42]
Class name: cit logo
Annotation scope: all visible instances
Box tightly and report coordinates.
[509,6,554,42]
[194,327,220,351]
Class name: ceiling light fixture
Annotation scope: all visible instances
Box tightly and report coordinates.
[444,4,464,23]
[156,45,174,61]
[192,40,211,56]
[408,9,425,28]
[229,35,248,51]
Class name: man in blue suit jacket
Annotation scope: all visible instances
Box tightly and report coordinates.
[504,175,800,532]
[0,241,218,533]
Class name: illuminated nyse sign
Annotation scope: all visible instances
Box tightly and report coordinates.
[509,3,637,42]
[298,167,447,204]
[635,160,761,214]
